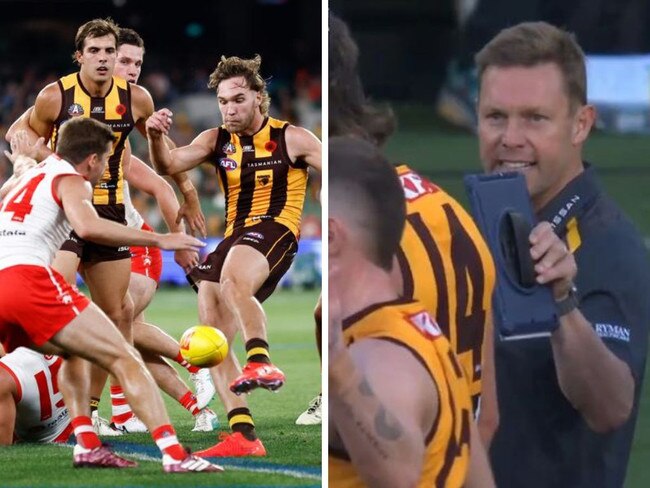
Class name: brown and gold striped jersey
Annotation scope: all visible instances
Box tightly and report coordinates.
[212,117,308,238]
[396,164,496,411]
[329,299,472,488]
[51,73,135,206]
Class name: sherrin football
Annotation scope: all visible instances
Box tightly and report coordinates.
[180,325,229,367]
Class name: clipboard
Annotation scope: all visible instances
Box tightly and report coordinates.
[464,172,558,339]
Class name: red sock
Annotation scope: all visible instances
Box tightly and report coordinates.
[152,425,187,461]
[71,416,101,449]
[174,352,199,374]
[179,391,200,416]
[110,385,134,425]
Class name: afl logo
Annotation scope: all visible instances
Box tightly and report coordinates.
[67,103,84,116]
[219,158,238,171]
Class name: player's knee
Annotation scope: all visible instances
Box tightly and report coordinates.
[106,343,145,377]
[220,277,244,303]
[121,295,135,323]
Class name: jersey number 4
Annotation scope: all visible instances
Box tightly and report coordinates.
[1,174,46,222]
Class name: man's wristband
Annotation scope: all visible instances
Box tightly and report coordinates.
[556,284,579,316]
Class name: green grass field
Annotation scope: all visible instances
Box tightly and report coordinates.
[0,288,321,487]
[387,105,650,487]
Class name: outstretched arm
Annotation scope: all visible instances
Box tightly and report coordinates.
[146,108,216,175]
[125,155,199,270]
[162,137,207,238]
[57,175,205,252]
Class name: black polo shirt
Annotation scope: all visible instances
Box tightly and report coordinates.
[490,164,650,488]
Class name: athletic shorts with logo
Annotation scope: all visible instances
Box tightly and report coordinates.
[0,265,90,353]
[59,204,131,262]
[130,222,163,284]
[188,221,297,303]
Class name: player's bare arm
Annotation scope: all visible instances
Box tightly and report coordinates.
[131,83,156,133]
[28,83,61,158]
[7,107,50,162]
[477,313,499,449]
[286,125,322,172]
[6,130,43,173]
[163,131,207,238]
[0,370,18,445]
[139,104,207,236]
[329,305,435,488]
[330,339,435,488]
[465,420,496,488]
[147,109,217,175]
[124,155,199,270]
[532,221,635,432]
[56,174,204,252]
[124,155,184,233]
[1,132,39,199]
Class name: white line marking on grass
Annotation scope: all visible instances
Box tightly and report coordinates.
[57,443,321,481]
[125,451,322,481]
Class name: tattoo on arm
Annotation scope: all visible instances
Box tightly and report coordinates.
[359,378,373,396]
[338,376,404,460]
[375,406,402,441]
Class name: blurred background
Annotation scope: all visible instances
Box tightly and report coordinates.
[0,0,322,288]
[331,1,650,485]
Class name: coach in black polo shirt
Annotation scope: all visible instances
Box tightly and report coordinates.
[475,22,650,487]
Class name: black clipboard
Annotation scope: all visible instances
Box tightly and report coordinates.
[464,172,558,339]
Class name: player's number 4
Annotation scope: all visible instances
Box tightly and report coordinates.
[1,173,46,222]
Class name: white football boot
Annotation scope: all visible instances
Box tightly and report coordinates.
[295,394,322,425]
[91,410,122,437]
[190,368,216,409]
[192,408,219,432]
[112,415,148,433]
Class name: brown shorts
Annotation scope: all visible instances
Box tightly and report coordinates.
[188,221,298,303]
[60,204,131,263]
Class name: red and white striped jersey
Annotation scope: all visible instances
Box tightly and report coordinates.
[0,155,81,271]
[0,347,69,443]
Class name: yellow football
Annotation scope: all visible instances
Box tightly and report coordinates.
[180,325,229,367]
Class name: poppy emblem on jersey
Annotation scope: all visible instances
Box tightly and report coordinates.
[406,311,442,339]
[67,103,84,116]
[115,104,127,116]
[222,142,236,154]
[264,140,277,152]
[219,158,238,171]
